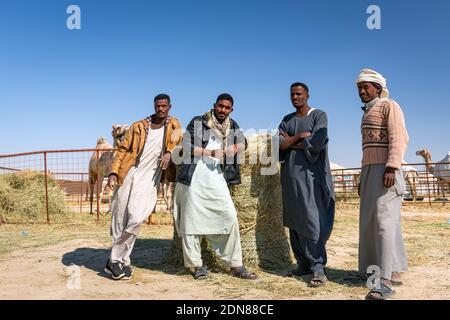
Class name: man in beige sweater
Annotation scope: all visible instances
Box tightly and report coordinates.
[356,69,409,300]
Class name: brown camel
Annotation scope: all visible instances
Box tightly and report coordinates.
[87,125,129,214]
[416,149,450,200]
[87,137,114,214]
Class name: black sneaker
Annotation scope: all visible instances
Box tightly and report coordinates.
[122,266,133,280]
[104,260,125,280]
[122,265,133,280]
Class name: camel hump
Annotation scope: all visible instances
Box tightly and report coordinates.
[95,137,113,149]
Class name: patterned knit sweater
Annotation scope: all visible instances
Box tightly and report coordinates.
[361,98,409,169]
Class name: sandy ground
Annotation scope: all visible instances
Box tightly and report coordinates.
[0,237,274,300]
[0,210,449,300]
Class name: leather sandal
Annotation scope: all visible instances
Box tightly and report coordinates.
[193,266,208,280]
[230,266,257,280]
[366,282,395,300]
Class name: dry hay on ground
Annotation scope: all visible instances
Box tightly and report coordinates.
[0,170,67,223]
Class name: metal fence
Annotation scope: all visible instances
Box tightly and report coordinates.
[331,162,450,206]
[1,148,448,224]
[0,148,174,224]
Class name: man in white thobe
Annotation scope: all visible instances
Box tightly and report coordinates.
[105,94,182,280]
[174,93,257,280]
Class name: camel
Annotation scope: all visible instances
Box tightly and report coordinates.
[402,164,420,201]
[160,181,175,214]
[112,124,130,147]
[416,149,450,200]
[87,125,129,214]
[87,137,114,214]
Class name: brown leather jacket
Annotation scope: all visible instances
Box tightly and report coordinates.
[110,115,183,185]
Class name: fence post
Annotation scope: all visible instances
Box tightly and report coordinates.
[440,169,446,207]
[44,152,50,224]
[342,169,347,202]
[443,186,446,207]
[425,167,432,207]
[96,150,100,221]
[80,173,84,215]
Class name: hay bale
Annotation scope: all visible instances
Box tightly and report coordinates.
[167,134,292,270]
[0,170,67,222]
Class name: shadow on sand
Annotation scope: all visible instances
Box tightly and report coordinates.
[61,238,182,278]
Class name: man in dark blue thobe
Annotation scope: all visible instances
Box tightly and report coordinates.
[278,82,335,287]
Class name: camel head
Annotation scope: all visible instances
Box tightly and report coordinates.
[112,125,130,147]
[112,125,130,138]
[416,149,431,159]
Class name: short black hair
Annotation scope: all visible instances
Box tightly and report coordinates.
[216,93,234,106]
[154,93,170,103]
[290,82,309,93]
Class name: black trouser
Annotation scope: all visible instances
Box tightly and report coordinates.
[289,229,327,273]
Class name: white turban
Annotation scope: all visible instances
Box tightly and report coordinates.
[356,68,389,98]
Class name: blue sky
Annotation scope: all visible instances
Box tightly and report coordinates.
[2,0,449,167]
